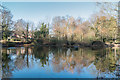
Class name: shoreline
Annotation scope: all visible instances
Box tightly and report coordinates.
[1,41,120,49]
[1,41,113,50]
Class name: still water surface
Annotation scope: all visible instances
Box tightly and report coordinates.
[2,46,120,78]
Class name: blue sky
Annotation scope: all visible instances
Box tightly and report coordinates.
[2,2,97,25]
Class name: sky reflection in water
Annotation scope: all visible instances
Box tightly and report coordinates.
[2,46,120,78]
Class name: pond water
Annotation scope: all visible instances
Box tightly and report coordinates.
[2,46,120,78]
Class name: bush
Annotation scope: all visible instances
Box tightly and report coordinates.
[34,39,43,44]
[6,42,16,47]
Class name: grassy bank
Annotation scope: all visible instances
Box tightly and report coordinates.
[1,38,109,50]
[2,38,120,50]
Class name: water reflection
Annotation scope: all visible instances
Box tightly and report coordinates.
[2,46,120,78]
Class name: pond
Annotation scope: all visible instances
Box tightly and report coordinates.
[1,46,120,78]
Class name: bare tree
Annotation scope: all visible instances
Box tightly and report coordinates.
[0,4,13,40]
[14,19,27,38]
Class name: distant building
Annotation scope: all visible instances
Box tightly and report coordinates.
[7,30,33,42]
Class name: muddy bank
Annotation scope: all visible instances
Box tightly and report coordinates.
[2,41,109,50]
[2,42,33,47]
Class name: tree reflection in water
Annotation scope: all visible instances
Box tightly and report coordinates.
[2,46,120,78]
